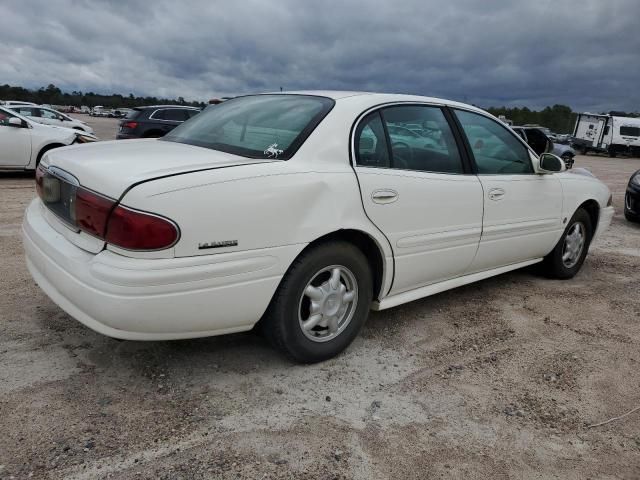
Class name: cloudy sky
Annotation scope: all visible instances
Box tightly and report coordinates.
[1,0,639,111]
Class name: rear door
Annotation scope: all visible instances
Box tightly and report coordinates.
[353,104,483,295]
[151,108,189,135]
[453,109,563,273]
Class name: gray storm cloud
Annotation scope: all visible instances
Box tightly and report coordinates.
[0,0,639,111]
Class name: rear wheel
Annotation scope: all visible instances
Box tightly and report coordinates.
[143,131,163,138]
[543,209,592,279]
[561,153,574,169]
[263,241,373,363]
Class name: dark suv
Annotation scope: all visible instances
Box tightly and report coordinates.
[116,105,201,139]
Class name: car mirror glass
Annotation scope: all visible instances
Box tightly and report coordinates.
[539,153,565,173]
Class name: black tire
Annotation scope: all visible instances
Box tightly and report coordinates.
[561,154,574,169]
[608,147,617,158]
[143,131,163,138]
[542,209,593,279]
[263,241,373,363]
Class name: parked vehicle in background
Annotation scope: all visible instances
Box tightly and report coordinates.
[512,126,574,168]
[625,170,640,222]
[111,109,131,118]
[572,113,640,157]
[23,92,613,363]
[79,106,91,114]
[90,106,106,117]
[0,106,96,171]
[8,105,94,134]
[116,105,201,139]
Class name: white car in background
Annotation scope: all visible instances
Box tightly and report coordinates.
[23,92,614,363]
[8,105,94,134]
[0,106,96,171]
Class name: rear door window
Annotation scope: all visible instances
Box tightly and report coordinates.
[355,112,390,168]
[125,109,141,119]
[162,109,188,122]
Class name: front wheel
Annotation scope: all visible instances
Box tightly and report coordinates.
[263,241,373,363]
[542,209,592,279]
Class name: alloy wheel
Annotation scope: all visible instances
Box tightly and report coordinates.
[298,265,358,343]
[562,222,586,268]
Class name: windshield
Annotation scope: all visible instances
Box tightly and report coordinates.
[162,95,334,159]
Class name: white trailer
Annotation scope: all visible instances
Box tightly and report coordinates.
[573,113,640,157]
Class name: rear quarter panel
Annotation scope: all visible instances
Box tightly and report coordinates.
[119,160,392,264]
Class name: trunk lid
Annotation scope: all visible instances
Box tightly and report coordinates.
[41,138,272,199]
[37,139,273,254]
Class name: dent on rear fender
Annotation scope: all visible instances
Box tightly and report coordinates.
[123,169,379,258]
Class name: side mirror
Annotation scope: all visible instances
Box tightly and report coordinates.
[8,117,27,128]
[538,153,566,174]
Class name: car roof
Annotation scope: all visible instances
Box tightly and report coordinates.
[262,90,487,114]
[135,105,200,110]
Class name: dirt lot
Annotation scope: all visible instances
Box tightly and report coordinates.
[69,115,120,141]
[1,153,639,480]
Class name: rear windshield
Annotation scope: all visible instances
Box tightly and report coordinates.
[161,95,334,159]
[126,109,141,119]
[620,126,640,137]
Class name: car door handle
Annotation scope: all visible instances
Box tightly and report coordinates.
[371,189,399,204]
[488,188,506,201]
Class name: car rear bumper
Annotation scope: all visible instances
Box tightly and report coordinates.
[115,132,137,140]
[23,199,300,340]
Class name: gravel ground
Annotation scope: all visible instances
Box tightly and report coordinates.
[1,151,639,480]
[70,115,120,140]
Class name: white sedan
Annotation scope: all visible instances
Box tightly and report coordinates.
[8,105,94,134]
[23,92,614,363]
[0,106,97,171]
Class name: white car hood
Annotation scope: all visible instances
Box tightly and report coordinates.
[30,121,80,139]
[41,139,273,198]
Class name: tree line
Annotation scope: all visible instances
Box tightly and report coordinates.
[0,84,205,109]
[2,84,637,134]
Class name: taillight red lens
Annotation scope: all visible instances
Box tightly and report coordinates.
[75,188,115,237]
[35,165,45,198]
[123,121,138,130]
[105,206,179,250]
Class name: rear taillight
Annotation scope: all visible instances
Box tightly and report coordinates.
[75,188,115,237]
[105,206,179,250]
[122,121,138,130]
[36,166,178,251]
[35,165,45,198]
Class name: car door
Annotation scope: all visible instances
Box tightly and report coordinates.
[453,109,563,273]
[353,105,483,295]
[0,110,31,167]
[151,109,188,135]
[39,108,65,127]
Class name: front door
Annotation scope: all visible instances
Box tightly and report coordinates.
[353,105,483,295]
[0,110,31,167]
[453,109,563,273]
